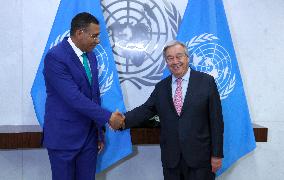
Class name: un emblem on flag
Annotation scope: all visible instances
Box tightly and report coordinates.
[94,44,114,96]
[102,0,181,88]
[186,33,236,99]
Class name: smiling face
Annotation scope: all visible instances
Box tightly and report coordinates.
[76,23,100,52]
[165,44,189,78]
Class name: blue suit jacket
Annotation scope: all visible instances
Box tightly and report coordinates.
[43,37,111,150]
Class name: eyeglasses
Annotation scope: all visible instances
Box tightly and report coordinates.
[89,33,100,41]
[166,53,187,62]
[81,29,100,41]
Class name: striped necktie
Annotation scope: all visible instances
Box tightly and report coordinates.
[82,53,92,85]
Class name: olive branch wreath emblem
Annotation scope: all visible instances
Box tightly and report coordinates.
[142,2,182,84]
[186,33,236,99]
[118,1,182,89]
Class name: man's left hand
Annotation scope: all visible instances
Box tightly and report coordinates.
[211,157,222,173]
[98,141,104,154]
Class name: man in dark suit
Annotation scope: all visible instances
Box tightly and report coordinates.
[43,12,123,180]
[122,40,224,180]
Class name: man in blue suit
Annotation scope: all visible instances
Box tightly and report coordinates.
[43,12,123,180]
[121,40,224,180]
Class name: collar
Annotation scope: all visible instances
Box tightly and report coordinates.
[172,68,191,84]
[67,37,84,57]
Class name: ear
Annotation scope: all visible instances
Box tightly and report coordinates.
[75,29,84,39]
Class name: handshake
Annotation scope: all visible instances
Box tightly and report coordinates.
[109,110,125,130]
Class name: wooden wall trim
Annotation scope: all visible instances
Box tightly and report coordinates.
[0,124,267,149]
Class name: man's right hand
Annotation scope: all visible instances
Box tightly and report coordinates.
[109,111,125,130]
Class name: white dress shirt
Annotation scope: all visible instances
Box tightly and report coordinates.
[67,37,87,65]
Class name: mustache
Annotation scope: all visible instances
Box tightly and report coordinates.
[170,62,183,67]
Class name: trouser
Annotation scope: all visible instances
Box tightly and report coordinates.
[163,155,215,180]
[47,129,98,180]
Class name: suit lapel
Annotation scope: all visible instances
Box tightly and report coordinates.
[165,76,180,116]
[180,70,196,116]
[63,38,91,87]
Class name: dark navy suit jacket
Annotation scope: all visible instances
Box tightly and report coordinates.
[125,70,224,168]
[43,37,111,150]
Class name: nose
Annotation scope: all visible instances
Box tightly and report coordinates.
[170,57,181,64]
[95,38,100,44]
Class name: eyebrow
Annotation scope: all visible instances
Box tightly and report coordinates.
[167,53,185,56]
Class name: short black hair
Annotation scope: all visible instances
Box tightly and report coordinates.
[70,12,99,36]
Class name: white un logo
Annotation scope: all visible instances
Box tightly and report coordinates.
[94,44,114,96]
[186,33,236,99]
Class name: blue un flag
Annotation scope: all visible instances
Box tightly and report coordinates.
[30,0,132,172]
[164,0,256,175]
